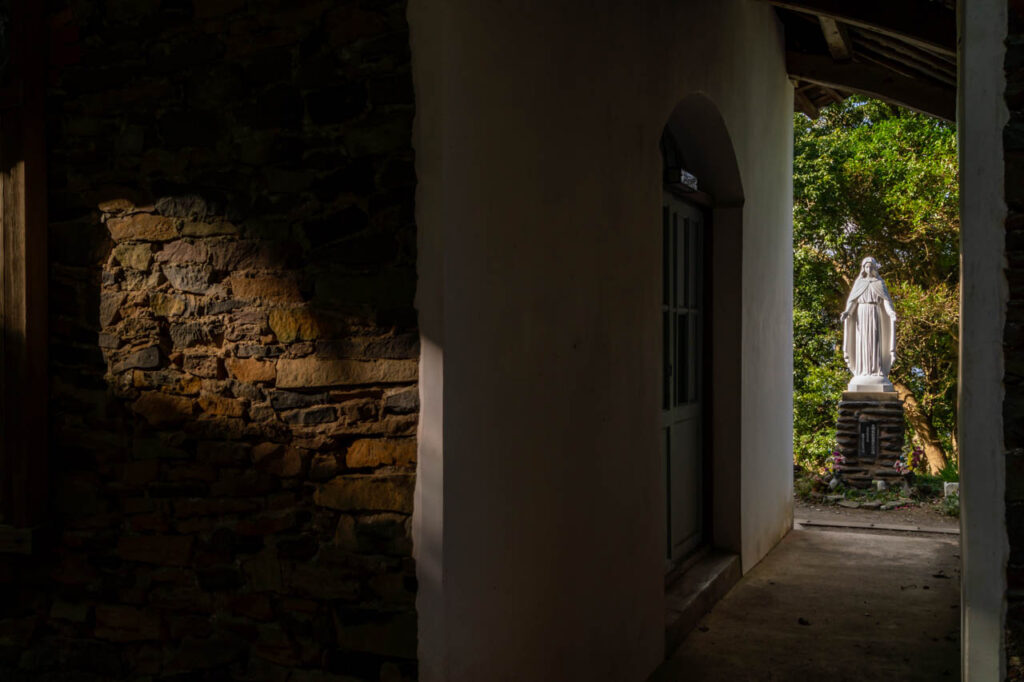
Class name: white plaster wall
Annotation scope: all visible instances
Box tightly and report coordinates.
[411,1,793,679]
[958,0,1009,677]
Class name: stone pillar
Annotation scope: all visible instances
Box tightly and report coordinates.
[835,392,905,488]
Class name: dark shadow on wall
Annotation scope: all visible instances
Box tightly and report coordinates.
[1,2,420,680]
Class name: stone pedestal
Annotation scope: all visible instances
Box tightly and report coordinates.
[835,391,905,488]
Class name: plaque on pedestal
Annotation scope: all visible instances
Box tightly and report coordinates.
[836,392,905,488]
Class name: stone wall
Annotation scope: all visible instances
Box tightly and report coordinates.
[0,1,418,680]
[1007,1,1024,674]
[834,393,905,488]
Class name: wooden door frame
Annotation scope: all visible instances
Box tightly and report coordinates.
[0,0,48,552]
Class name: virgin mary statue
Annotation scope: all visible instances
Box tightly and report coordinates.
[840,256,897,392]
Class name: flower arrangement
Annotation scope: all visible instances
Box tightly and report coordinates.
[895,446,925,476]
[826,450,845,476]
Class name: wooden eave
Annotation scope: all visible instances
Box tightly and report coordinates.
[763,0,956,120]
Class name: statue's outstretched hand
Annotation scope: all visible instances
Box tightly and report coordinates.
[840,311,849,323]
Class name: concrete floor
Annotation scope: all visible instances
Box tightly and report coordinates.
[652,526,960,681]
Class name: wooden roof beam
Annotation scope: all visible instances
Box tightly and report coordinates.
[852,30,957,85]
[854,40,957,86]
[762,0,955,57]
[821,86,846,104]
[786,52,955,120]
[819,16,852,61]
[794,88,820,118]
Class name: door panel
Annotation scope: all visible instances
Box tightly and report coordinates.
[670,419,702,558]
[661,192,706,568]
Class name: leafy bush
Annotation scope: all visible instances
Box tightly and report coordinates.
[941,494,960,517]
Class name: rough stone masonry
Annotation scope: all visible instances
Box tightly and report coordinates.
[0,1,420,680]
[835,392,905,488]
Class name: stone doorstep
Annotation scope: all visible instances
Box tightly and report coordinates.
[794,518,960,536]
[664,550,741,657]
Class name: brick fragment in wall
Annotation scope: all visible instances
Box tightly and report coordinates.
[107,214,179,241]
[131,392,194,427]
[209,240,283,271]
[269,389,330,410]
[277,357,417,388]
[231,381,265,402]
[309,453,340,481]
[183,355,222,378]
[197,393,246,417]
[132,370,201,395]
[384,386,419,414]
[346,439,416,469]
[250,443,302,477]
[229,273,303,302]
[283,405,338,426]
[155,194,219,220]
[120,268,164,292]
[319,412,418,438]
[235,343,283,359]
[205,298,244,315]
[98,332,120,349]
[314,475,414,513]
[99,291,126,326]
[163,263,214,294]
[182,219,238,237]
[314,332,420,361]
[226,309,269,338]
[224,357,276,383]
[112,242,153,270]
[156,239,210,264]
[111,345,160,373]
[149,291,188,317]
[269,307,321,343]
[284,341,316,358]
[337,397,379,424]
[169,320,224,349]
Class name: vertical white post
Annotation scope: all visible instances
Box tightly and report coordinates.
[959,0,1009,677]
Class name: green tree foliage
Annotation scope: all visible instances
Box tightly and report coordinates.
[793,97,959,474]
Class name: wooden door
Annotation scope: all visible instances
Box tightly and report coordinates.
[661,192,706,567]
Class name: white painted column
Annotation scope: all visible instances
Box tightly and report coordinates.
[959,0,1009,677]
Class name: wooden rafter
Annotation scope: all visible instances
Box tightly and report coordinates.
[821,86,845,104]
[786,52,955,120]
[854,40,956,86]
[794,88,820,118]
[819,17,852,61]
[851,30,957,85]
[761,0,955,57]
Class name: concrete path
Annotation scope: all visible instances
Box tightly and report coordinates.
[652,526,960,681]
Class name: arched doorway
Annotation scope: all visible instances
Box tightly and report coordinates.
[660,94,745,641]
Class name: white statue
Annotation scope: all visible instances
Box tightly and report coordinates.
[840,256,897,392]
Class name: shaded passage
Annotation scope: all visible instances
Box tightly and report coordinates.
[653,527,959,681]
